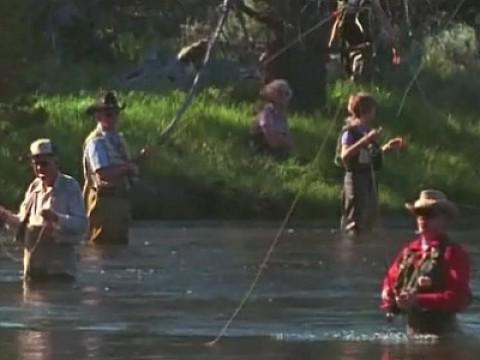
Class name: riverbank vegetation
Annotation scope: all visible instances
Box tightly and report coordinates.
[2,66,480,221]
[1,1,480,220]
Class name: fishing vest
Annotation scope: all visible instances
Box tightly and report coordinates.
[394,239,466,334]
[83,127,131,195]
[334,125,383,171]
[394,241,448,298]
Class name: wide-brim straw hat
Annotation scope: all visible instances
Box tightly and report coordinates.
[405,189,458,218]
[86,91,125,116]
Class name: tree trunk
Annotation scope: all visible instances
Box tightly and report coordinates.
[241,0,332,110]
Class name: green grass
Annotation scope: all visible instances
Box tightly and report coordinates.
[1,75,480,221]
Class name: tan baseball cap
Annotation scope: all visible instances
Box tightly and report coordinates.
[30,138,56,157]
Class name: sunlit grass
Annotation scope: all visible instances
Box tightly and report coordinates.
[1,79,480,220]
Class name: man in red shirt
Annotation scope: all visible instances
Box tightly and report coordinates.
[380,190,471,335]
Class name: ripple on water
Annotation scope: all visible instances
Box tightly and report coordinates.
[76,322,129,332]
[272,330,440,344]
[0,322,27,329]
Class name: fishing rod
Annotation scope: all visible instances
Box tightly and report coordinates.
[0,225,22,263]
[157,0,339,144]
[157,0,234,142]
[206,99,344,347]
[381,0,469,324]
[396,0,468,118]
[206,2,399,344]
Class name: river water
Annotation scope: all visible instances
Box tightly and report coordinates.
[0,223,479,359]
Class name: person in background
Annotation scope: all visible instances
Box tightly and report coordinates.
[381,190,471,335]
[338,92,405,236]
[0,139,86,283]
[83,91,146,245]
[250,79,294,157]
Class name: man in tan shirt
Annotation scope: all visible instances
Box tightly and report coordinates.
[0,139,87,283]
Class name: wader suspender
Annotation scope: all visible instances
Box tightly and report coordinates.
[394,241,447,295]
[82,130,131,195]
[336,126,383,171]
[15,194,36,244]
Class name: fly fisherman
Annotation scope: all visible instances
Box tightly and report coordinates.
[0,139,86,283]
[380,190,472,335]
[83,91,149,245]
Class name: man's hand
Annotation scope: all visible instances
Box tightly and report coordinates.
[41,209,59,224]
[138,146,152,161]
[417,275,432,289]
[395,291,417,311]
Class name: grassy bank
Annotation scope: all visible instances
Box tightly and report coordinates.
[1,77,480,221]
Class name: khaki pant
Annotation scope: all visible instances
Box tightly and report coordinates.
[85,186,130,245]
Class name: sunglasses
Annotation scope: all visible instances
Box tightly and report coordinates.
[31,159,50,168]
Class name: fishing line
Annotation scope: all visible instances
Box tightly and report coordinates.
[28,224,47,258]
[156,0,380,148]
[0,232,22,263]
[158,2,340,142]
[0,223,47,264]
[206,101,344,347]
[206,2,400,345]
[260,11,338,67]
[380,0,469,322]
[396,0,467,118]
[158,0,234,141]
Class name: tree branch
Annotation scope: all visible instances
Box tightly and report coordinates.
[236,0,282,29]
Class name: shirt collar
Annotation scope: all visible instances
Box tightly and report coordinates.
[411,232,447,250]
[31,173,61,193]
[97,123,118,137]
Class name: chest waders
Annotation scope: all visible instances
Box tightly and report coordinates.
[83,129,132,245]
[23,226,76,283]
[337,126,382,233]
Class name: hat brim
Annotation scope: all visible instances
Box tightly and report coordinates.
[405,200,458,218]
[86,103,126,116]
[30,153,55,159]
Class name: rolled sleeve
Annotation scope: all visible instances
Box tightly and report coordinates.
[86,138,111,172]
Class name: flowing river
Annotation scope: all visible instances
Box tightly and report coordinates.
[0,223,479,359]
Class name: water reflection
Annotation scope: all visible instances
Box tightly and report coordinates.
[379,340,478,360]
[18,283,92,360]
[0,225,476,359]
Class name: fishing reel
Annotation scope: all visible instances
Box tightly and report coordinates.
[385,305,401,323]
[385,311,397,323]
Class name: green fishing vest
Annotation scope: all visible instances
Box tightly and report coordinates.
[334,125,383,171]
